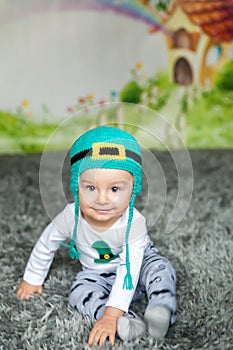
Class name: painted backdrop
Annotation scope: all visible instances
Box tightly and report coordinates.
[0,0,233,153]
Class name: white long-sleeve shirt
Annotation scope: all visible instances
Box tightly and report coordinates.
[23,203,150,312]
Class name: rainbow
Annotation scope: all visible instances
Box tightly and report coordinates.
[0,0,169,34]
[71,0,168,32]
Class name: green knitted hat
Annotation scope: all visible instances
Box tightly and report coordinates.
[65,126,142,290]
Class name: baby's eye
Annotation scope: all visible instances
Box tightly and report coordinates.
[111,186,119,193]
[87,185,95,191]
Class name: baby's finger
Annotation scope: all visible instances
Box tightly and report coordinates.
[22,289,30,300]
[88,327,99,346]
[16,287,21,298]
[109,332,115,346]
[36,286,43,295]
[18,291,30,300]
[98,332,108,348]
[16,287,24,299]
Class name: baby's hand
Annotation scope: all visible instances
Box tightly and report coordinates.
[16,280,43,300]
[88,314,117,347]
[88,306,124,347]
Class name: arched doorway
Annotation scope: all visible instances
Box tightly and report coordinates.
[174,58,193,85]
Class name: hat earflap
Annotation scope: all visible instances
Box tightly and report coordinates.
[61,189,80,260]
[121,192,137,290]
[69,191,80,259]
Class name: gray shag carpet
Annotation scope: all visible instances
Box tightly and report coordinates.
[0,150,232,350]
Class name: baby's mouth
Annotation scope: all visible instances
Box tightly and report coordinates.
[93,208,113,213]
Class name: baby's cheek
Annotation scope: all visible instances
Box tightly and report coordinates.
[110,193,120,203]
[86,192,97,204]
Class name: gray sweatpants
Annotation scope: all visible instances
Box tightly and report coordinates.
[69,243,177,324]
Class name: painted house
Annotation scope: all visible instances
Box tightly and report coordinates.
[162,0,233,86]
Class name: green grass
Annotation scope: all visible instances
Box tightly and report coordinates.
[186,89,233,149]
[1,71,233,154]
[0,110,57,137]
[0,110,60,153]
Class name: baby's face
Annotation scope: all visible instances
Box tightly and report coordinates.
[78,168,134,231]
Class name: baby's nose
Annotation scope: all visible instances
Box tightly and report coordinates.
[96,190,110,204]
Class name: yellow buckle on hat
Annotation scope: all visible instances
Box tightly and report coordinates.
[92,142,126,160]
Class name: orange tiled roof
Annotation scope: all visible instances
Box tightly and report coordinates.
[167,0,233,43]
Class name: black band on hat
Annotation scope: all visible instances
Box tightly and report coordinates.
[125,150,142,165]
[71,148,141,166]
[70,149,92,165]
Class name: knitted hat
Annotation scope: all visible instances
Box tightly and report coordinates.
[64,126,142,290]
